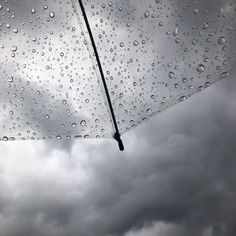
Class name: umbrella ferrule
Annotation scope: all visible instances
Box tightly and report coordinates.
[113,132,124,151]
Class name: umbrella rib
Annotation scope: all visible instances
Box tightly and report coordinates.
[77,0,124,151]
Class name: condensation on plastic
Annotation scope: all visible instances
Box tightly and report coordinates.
[81,0,236,134]
[0,0,114,141]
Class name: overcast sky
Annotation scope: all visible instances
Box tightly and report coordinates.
[0,76,236,236]
[1,0,236,236]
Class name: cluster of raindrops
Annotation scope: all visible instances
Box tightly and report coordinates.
[0,0,114,141]
[83,0,235,133]
[0,0,235,140]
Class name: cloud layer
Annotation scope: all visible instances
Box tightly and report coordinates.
[0,76,235,236]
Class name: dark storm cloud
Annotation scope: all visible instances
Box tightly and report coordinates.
[74,82,236,236]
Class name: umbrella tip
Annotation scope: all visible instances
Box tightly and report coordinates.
[113,132,124,151]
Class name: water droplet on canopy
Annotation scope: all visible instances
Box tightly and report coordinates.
[71,123,77,128]
[8,76,14,83]
[2,136,8,141]
[11,46,17,52]
[80,120,86,126]
[220,72,229,79]
[218,36,226,45]
[197,64,205,73]
[179,96,187,102]
[144,11,150,18]
[49,11,55,18]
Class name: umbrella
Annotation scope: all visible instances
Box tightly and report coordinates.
[0,0,235,151]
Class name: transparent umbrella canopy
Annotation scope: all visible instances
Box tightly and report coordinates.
[0,0,235,150]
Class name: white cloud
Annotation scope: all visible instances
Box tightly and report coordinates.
[125,222,183,236]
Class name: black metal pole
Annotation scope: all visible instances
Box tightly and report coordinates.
[77,0,124,151]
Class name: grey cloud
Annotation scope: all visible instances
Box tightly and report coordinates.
[0,77,235,236]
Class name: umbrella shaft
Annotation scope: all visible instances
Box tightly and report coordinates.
[77,0,124,151]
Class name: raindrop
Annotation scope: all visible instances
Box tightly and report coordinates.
[2,136,8,141]
[119,93,123,98]
[174,83,179,89]
[80,120,86,126]
[192,39,197,45]
[144,11,150,18]
[11,46,17,52]
[71,123,77,128]
[173,28,179,36]
[62,99,67,105]
[198,86,204,91]
[179,96,187,102]
[194,8,199,14]
[120,42,124,47]
[197,64,205,73]
[168,71,175,79]
[8,76,14,83]
[220,72,229,79]
[218,36,226,45]
[175,38,180,44]
[204,82,211,88]
[49,11,55,18]
[133,40,139,46]
[202,22,209,30]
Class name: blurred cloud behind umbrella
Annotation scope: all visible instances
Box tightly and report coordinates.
[0,0,235,150]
